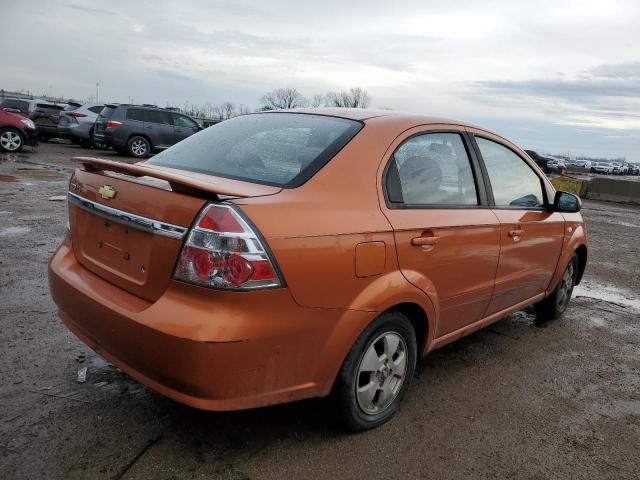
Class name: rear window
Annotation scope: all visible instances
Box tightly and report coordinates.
[147,113,363,188]
[98,106,117,119]
[88,105,103,114]
[36,103,63,111]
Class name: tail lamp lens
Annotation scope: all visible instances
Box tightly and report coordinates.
[173,204,281,290]
[106,120,122,129]
[67,112,87,118]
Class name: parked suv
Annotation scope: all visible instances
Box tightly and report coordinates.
[58,102,104,148]
[93,104,201,158]
[49,110,587,431]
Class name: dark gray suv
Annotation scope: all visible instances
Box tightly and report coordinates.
[93,104,202,158]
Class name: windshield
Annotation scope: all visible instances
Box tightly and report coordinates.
[1,99,28,110]
[147,113,363,187]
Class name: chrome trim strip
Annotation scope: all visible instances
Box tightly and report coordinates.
[67,192,188,240]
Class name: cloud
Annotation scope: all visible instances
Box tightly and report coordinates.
[2,0,640,160]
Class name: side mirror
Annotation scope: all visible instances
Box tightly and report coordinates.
[553,191,581,212]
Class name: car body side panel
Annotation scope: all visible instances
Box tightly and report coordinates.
[545,212,588,293]
[485,209,565,314]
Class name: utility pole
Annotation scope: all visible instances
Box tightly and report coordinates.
[96,82,100,103]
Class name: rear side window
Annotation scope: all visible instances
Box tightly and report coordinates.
[476,137,545,208]
[126,108,145,121]
[148,113,362,187]
[144,110,172,125]
[385,132,478,206]
[89,105,104,114]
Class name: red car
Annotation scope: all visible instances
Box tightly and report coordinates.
[0,109,38,152]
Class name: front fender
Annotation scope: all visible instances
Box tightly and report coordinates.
[546,219,587,294]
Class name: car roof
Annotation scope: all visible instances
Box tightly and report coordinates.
[280,107,483,126]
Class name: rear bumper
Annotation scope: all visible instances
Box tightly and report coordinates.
[48,239,363,411]
[35,124,58,136]
[58,124,91,140]
[94,130,126,149]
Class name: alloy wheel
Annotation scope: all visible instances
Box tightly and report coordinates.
[355,331,408,415]
[556,261,575,311]
[131,139,148,156]
[0,131,22,151]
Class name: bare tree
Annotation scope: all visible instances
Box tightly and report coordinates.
[237,104,251,115]
[260,88,307,110]
[325,87,370,108]
[310,93,324,108]
[221,102,236,119]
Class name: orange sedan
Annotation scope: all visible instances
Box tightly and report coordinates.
[49,109,587,431]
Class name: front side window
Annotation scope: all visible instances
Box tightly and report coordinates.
[173,114,198,129]
[385,132,478,206]
[476,137,545,208]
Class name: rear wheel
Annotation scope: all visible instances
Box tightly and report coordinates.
[0,128,24,152]
[332,311,417,432]
[127,136,151,158]
[534,254,578,321]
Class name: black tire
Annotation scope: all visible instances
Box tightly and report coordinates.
[0,127,25,152]
[332,311,417,432]
[127,135,151,158]
[534,254,578,321]
[79,138,92,149]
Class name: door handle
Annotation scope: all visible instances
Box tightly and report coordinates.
[411,235,440,246]
[508,229,524,238]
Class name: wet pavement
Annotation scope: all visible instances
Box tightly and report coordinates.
[1,143,639,479]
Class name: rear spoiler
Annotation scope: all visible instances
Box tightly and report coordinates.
[74,157,282,198]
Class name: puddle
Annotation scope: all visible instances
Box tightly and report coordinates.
[0,226,31,236]
[0,153,30,164]
[574,280,640,312]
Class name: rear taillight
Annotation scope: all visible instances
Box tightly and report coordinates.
[67,112,87,118]
[173,204,282,290]
[106,120,122,129]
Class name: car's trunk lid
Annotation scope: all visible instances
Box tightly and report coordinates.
[68,157,282,302]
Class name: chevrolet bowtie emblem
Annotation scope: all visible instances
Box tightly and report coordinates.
[98,185,117,200]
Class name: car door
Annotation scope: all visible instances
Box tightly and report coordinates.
[469,131,565,315]
[380,127,501,338]
[172,114,200,144]
[143,109,174,148]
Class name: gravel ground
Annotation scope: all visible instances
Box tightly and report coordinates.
[1,142,639,479]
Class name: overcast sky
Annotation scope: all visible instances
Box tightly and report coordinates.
[2,0,639,160]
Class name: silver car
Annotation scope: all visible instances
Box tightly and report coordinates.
[58,102,103,147]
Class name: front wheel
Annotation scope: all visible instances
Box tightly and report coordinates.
[0,128,24,152]
[534,254,578,321]
[332,311,417,432]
